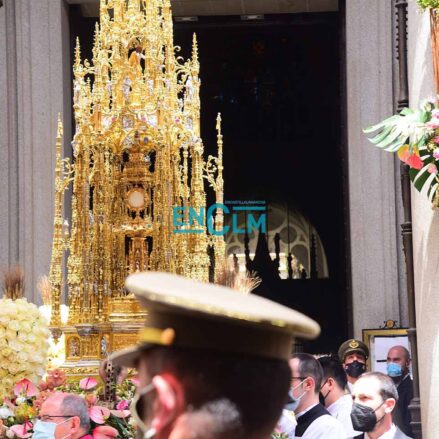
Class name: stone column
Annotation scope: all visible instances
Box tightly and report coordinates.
[346,0,406,335]
[0,0,71,303]
[407,2,439,437]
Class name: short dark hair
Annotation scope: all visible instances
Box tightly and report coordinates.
[60,394,90,433]
[140,346,291,438]
[359,372,398,401]
[292,353,323,393]
[318,355,347,390]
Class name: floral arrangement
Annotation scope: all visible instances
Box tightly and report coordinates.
[0,268,51,398]
[0,371,137,439]
[364,101,439,208]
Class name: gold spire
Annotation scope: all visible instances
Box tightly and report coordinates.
[192,33,199,74]
[49,115,65,327]
[74,37,81,72]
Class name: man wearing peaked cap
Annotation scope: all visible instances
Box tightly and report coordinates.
[338,339,369,393]
[110,272,320,439]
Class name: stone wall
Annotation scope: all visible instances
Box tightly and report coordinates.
[345,0,408,336]
[0,0,71,303]
[407,1,439,436]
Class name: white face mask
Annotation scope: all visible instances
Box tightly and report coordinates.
[131,383,157,439]
[285,379,308,413]
[33,418,72,439]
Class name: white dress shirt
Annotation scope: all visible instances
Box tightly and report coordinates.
[365,423,397,439]
[327,394,361,438]
[276,409,297,439]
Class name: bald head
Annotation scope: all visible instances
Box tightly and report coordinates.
[39,393,90,439]
[387,346,411,378]
[388,346,410,361]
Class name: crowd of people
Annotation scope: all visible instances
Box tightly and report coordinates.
[31,273,415,439]
[277,341,413,438]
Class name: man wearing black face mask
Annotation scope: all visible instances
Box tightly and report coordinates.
[318,355,361,438]
[351,372,412,439]
[338,339,369,393]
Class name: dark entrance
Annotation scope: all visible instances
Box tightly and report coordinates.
[174,12,348,353]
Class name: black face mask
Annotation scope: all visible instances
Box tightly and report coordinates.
[345,360,366,378]
[319,391,330,406]
[319,380,330,406]
[350,402,384,432]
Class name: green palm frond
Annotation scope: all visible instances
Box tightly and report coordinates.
[364,101,439,207]
[363,105,432,152]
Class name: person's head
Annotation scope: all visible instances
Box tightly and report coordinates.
[135,346,291,439]
[111,272,320,439]
[37,393,90,439]
[351,372,398,434]
[386,345,411,379]
[168,399,243,439]
[338,339,369,381]
[318,355,347,407]
[288,353,323,413]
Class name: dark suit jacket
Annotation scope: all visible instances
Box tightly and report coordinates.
[393,374,414,438]
[355,425,412,438]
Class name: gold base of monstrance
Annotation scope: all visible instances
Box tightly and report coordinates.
[56,297,145,377]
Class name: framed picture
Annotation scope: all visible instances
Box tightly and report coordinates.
[362,327,409,373]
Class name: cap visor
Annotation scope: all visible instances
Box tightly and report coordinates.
[110,346,142,368]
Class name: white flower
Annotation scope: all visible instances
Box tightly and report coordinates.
[15,396,27,405]
[6,428,15,438]
[8,320,20,331]
[0,297,49,397]
[0,406,13,419]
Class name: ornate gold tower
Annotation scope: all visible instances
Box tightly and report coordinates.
[49,0,225,374]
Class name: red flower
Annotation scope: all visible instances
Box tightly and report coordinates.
[79,377,98,390]
[10,423,32,439]
[14,379,38,397]
[92,425,118,439]
[116,400,129,410]
[38,381,48,391]
[88,406,111,424]
[397,145,423,170]
[47,369,66,387]
[406,153,423,170]
[110,409,130,419]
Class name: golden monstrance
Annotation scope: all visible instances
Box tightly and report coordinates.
[49,0,226,375]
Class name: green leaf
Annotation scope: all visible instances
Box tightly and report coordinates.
[375,128,406,149]
[369,125,394,144]
[411,164,433,192]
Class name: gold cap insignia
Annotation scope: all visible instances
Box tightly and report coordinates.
[349,340,359,349]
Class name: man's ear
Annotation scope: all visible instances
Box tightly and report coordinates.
[68,416,81,435]
[384,398,396,413]
[303,376,314,392]
[150,374,185,433]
